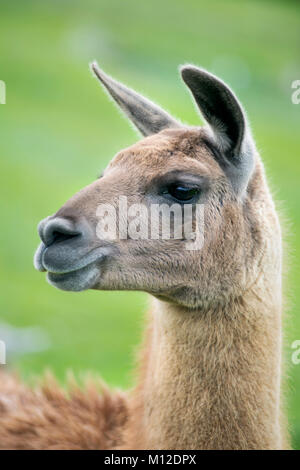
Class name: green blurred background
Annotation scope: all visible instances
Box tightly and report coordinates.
[0,0,299,448]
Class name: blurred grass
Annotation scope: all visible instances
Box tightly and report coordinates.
[0,0,299,448]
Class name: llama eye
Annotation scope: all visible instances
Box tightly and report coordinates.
[166,184,200,202]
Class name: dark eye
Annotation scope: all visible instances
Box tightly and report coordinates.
[166,184,200,202]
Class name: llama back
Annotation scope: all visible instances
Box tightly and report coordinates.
[0,371,128,449]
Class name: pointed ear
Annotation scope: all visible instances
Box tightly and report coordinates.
[91,61,181,137]
[181,65,255,195]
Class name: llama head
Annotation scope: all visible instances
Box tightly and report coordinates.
[34,63,266,308]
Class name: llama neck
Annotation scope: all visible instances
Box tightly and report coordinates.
[124,289,283,450]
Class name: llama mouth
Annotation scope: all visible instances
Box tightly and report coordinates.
[34,243,109,291]
[34,242,107,273]
[47,263,101,292]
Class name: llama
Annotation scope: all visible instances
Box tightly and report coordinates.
[0,62,288,449]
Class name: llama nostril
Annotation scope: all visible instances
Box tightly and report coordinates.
[40,217,82,247]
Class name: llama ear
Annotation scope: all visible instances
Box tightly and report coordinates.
[91,62,181,137]
[181,65,255,194]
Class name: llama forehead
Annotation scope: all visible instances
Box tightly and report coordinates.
[106,127,223,179]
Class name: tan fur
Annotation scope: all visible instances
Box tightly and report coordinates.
[0,371,127,449]
[0,126,288,449]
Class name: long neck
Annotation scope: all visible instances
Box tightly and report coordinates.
[122,288,283,450]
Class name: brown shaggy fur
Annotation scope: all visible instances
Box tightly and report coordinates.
[0,371,127,450]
